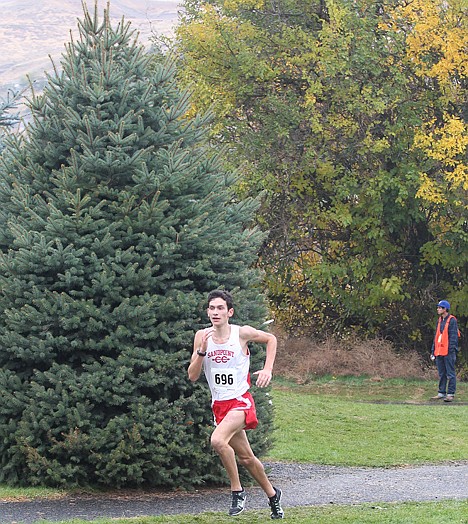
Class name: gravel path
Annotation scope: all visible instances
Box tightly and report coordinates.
[1,462,467,523]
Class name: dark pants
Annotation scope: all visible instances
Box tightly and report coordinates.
[436,352,457,395]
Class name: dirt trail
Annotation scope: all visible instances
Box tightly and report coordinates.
[1,462,467,523]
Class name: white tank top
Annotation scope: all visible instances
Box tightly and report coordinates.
[203,324,250,402]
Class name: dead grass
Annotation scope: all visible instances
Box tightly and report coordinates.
[273,331,437,383]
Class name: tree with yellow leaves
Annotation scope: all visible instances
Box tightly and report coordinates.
[385,0,467,318]
[172,0,467,356]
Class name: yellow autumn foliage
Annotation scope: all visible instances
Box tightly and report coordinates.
[414,114,468,204]
[395,0,468,85]
[224,0,265,10]
[176,3,272,128]
[382,0,468,209]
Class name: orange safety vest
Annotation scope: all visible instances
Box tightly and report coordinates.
[433,315,458,356]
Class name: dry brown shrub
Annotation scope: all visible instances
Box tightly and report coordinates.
[273,331,437,383]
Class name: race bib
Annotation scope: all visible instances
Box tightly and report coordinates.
[211,368,237,390]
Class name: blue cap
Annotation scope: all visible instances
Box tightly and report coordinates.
[437,300,450,310]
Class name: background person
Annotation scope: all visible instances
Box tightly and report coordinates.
[188,290,284,519]
[430,300,459,402]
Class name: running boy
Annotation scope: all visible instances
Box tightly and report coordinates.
[188,290,284,519]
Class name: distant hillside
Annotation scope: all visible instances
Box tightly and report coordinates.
[0,0,179,92]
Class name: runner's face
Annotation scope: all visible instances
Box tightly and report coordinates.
[207,297,233,326]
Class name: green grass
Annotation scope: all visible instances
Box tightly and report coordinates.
[2,377,467,524]
[0,485,70,500]
[268,379,468,465]
[273,375,468,403]
[31,500,468,523]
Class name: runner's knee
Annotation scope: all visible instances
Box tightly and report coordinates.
[211,434,229,455]
[237,453,259,470]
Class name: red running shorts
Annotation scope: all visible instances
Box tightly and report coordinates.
[212,391,258,430]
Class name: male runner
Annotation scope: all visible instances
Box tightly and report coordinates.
[188,290,284,519]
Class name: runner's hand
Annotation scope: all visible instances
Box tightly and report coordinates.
[253,369,272,388]
[201,328,214,352]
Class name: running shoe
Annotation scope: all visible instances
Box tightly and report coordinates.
[269,486,284,519]
[229,489,246,516]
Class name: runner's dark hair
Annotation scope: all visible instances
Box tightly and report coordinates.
[207,290,234,310]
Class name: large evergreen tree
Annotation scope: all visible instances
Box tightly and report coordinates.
[0,3,271,487]
[0,88,24,153]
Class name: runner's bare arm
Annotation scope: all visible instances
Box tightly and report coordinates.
[188,328,213,382]
[239,325,277,388]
